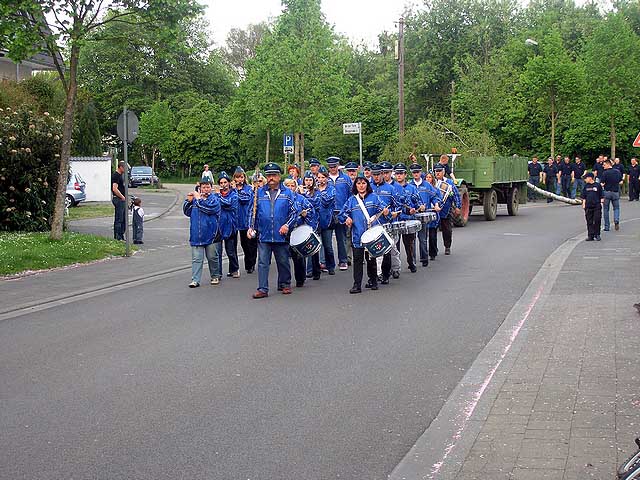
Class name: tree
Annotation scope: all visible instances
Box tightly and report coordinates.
[137,101,175,173]
[580,13,640,159]
[519,28,584,157]
[73,100,102,156]
[222,22,270,78]
[0,0,201,239]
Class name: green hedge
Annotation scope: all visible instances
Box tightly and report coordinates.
[0,106,63,231]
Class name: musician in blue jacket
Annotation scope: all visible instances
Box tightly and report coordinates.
[215,172,239,282]
[410,163,442,267]
[316,166,337,275]
[394,163,421,273]
[183,181,221,288]
[434,165,461,255]
[248,163,298,298]
[338,176,389,294]
[327,156,352,270]
[302,171,323,280]
[381,161,404,278]
[284,177,318,288]
[234,166,257,274]
[371,163,400,284]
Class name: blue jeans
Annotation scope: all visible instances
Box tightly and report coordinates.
[546,179,557,202]
[333,222,348,264]
[572,179,584,199]
[112,198,126,240]
[560,176,572,197]
[555,178,562,195]
[417,223,429,263]
[320,228,336,271]
[257,242,291,293]
[528,176,539,200]
[191,244,220,284]
[603,191,620,229]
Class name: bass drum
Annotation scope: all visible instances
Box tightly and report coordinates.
[289,225,322,257]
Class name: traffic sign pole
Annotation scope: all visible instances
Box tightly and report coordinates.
[358,122,363,169]
[123,107,130,257]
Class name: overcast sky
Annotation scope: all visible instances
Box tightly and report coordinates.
[203,0,419,48]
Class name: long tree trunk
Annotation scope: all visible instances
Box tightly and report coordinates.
[50,42,80,240]
[550,94,556,159]
[610,114,616,160]
[300,132,305,174]
[265,129,270,163]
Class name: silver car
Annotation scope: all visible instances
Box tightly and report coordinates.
[65,172,86,207]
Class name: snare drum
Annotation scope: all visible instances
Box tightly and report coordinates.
[415,212,438,224]
[289,225,322,257]
[360,225,393,257]
[402,219,422,235]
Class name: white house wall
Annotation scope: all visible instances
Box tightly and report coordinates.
[70,158,112,202]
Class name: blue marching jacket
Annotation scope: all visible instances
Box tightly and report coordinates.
[338,192,388,248]
[218,189,238,240]
[438,178,462,218]
[372,181,400,214]
[235,183,253,231]
[411,178,441,228]
[183,194,221,246]
[330,172,353,212]
[254,184,298,243]
[316,184,336,230]
[293,192,319,230]
[397,182,421,221]
[303,190,322,230]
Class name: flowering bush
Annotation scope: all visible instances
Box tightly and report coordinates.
[0,106,63,231]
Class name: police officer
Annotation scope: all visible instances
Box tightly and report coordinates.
[600,159,623,231]
[248,162,298,298]
[582,172,603,241]
[628,157,639,201]
[527,156,543,201]
[327,156,352,270]
[571,156,586,199]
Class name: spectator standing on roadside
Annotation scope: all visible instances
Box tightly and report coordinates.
[201,164,214,183]
[111,161,127,241]
[542,157,558,203]
[582,172,603,241]
[628,158,640,201]
[131,197,144,245]
[528,156,543,202]
[571,156,586,199]
[601,159,623,231]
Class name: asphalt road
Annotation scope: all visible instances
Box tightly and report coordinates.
[1,199,610,480]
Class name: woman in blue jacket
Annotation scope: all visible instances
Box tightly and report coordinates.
[284,177,318,287]
[316,167,337,275]
[338,176,389,294]
[234,166,257,274]
[302,171,322,280]
[215,172,239,283]
[183,181,221,288]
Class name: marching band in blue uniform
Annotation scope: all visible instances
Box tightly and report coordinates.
[184,157,462,296]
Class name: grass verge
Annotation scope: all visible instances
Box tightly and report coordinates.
[67,203,114,220]
[0,232,129,276]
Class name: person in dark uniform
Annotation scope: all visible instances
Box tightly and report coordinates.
[559,156,573,197]
[582,173,603,241]
[434,165,461,255]
[600,159,623,231]
[111,161,127,240]
[527,156,543,201]
[593,155,605,182]
[571,156,586,199]
[542,157,558,203]
[628,157,639,201]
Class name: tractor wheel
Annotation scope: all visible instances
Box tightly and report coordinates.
[507,187,519,216]
[452,186,470,227]
[483,189,497,221]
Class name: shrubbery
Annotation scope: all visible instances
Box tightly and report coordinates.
[0,106,63,232]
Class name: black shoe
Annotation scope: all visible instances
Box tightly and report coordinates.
[615,222,619,231]
[328,270,335,275]
[595,235,601,241]
[430,256,436,261]
[277,286,283,291]
[133,240,144,244]
[226,272,234,277]
[381,277,389,285]
[365,281,374,288]
[409,266,417,273]
[370,284,379,291]
[347,260,352,266]
[349,285,362,294]
[422,262,428,267]
[296,282,305,288]
[377,275,384,282]
[445,248,451,255]
[604,228,610,231]
[585,237,594,241]
[312,275,321,280]
[246,267,254,274]
[392,271,400,279]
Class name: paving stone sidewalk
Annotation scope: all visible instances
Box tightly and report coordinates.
[455,222,640,480]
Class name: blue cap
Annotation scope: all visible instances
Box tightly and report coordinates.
[433,164,445,172]
[345,161,358,170]
[218,171,231,182]
[326,156,341,167]
[309,158,320,166]
[234,166,245,175]
[409,163,422,172]
[371,164,382,175]
[380,161,393,172]
[263,162,282,174]
[394,163,407,173]
[318,165,329,175]
[584,172,594,179]
[363,161,372,170]
[304,170,314,179]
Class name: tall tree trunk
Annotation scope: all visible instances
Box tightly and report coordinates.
[550,94,556,159]
[265,129,270,163]
[50,42,80,240]
[610,114,616,159]
[300,132,305,174]
[450,80,456,126]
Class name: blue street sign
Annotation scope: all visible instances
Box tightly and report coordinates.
[283,134,294,148]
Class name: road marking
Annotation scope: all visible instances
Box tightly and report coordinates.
[583,256,600,260]
[503,233,523,236]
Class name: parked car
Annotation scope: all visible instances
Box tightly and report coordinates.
[65,172,86,207]
[129,166,159,187]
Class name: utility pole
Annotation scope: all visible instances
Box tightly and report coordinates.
[398,16,405,136]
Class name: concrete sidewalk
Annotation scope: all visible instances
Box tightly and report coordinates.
[393,217,640,479]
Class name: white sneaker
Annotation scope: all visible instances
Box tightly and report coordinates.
[211,277,220,285]
[232,271,240,278]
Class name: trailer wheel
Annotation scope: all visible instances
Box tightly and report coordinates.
[483,189,497,221]
[507,187,519,216]
[452,186,470,227]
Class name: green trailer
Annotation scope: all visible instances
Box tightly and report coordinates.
[423,154,529,226]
